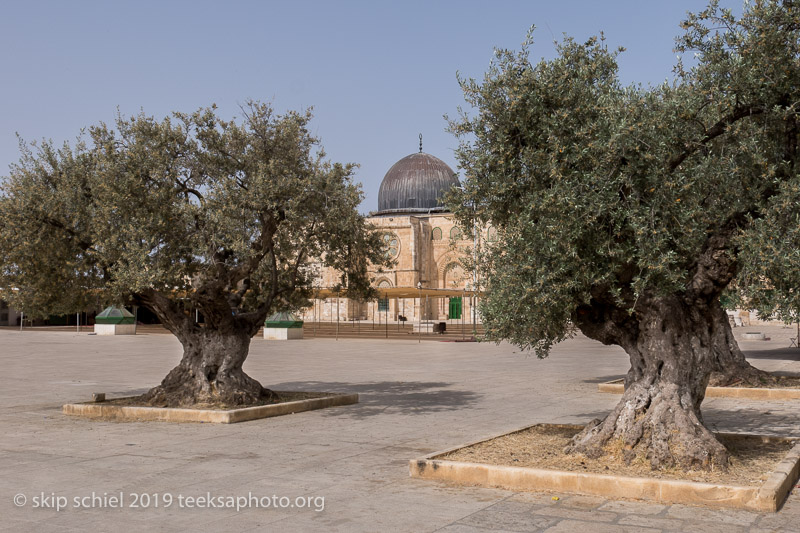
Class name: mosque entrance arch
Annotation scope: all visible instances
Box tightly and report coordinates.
[443,262,466,289]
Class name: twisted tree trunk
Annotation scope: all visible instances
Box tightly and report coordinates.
[568,295,729,470]
[132,288,277,408]
[139,328,276,408]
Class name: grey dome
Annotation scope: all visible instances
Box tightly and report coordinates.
[377,152,459,214]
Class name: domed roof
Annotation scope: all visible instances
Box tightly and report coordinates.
[377,152,459,214]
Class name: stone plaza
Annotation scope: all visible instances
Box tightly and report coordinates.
[2,326,800,532]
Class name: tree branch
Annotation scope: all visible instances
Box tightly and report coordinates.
[668,105,765,171]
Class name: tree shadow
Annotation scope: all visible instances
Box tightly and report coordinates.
[267,380,482,419]
[742,347,800,361]
[581,375,625,384]
[110,388,151,397]
[567,410,615,422]
[702,405,800,436]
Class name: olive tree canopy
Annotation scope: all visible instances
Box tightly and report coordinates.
[450,0,800,469]
[0,101,386,406]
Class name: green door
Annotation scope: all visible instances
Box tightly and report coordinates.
[448,297,462,320]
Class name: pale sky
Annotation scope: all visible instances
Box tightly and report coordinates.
[0,1,741,213]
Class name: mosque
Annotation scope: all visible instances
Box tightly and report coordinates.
[299,138,493,326]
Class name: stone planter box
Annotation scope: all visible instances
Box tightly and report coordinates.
[63,391,358,423]
[410,423,800,512]
[598,378,800,400]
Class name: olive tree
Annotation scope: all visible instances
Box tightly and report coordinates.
[450,1,800,470]
[0,101,386,407]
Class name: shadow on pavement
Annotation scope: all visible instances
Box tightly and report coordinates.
[567,410,615,422]
[267,380,482,419]
[109,388,151,397]
[742,347,800,360]
[703,405,800,436]
[581,375,625,384]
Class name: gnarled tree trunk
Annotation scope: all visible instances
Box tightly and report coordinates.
[139,328,276,407]
[709,305,774,387]
[569,295,729,470]
[132,288,277,408]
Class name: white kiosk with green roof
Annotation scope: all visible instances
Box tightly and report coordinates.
[94,306,136,335]
[263,311,303,340]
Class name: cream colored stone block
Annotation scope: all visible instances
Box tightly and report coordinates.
[263,327,303,340]
[94,323,136,335]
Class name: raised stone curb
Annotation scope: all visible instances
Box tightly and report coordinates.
[63,391,358,423]
[409,423,800,512]
[598,378,800,399]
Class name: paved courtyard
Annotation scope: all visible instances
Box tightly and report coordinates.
[2,326,800,532]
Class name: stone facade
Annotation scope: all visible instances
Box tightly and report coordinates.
[300,211,490,325]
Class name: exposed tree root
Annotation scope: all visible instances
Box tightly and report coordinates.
[566,381,730,471]
[138,329,278,408]
[139,366,278,408]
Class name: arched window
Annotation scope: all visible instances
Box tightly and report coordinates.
[450,226,462,241]
[431,227,442,241]
[377,279,391,312]
[382,233,399,258]
[487,226,498,242]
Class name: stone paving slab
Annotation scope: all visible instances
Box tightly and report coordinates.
[1,325,799,532]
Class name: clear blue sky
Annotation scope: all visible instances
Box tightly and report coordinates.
[0,0,740,213]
